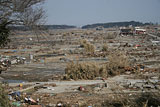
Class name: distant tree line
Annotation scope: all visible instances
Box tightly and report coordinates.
[44,25,76,29]
[9,25,77,31]
[82,21,153,29]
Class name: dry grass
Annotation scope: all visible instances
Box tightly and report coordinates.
[0,84,11,107]
[64,61,106,80]
[102,44,108,52]
[64,51,130,80]
[103,32,117,40]
[102,92,160,107]
[105,51,130,76]
[80,39,95,53]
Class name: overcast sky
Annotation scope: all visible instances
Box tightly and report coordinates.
[44,0,160,26]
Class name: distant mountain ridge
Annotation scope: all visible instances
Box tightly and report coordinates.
[82,21,152,29]
[9,21,153,30]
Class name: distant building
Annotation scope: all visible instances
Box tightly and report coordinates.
[95,26,104,31]
[135,27,146,35]
[120,28,133,35]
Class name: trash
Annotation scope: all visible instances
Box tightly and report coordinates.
[11,59,17,64]
[102,78,105,82]
[48,103,56,107]
[47,87,55,91]
[19,83,23,90]
[10,91,21,97]
[25,97,37,105]
[40,59,44,63]
[8,95,13,100]
[135,44,141,49]
[12,50,17,52]
[57,102,63,107]
[143,84,155,89]
[12,102,21,107]
[50,93,56,97]
[78,86,85,91]
[29,98,37,103]
[29,38,33,41]
[30,54,34,60]
[36,98,40,102]
[57,103,62,106]
[104,83,107,87]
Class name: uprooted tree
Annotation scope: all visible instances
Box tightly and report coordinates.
[0,0,45,47]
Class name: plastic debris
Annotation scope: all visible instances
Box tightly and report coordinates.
[78,86,85,91]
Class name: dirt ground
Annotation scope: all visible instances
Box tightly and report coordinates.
[0,27,160,106]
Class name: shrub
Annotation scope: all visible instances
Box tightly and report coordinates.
[103,32,117,40]
[64,51,130,80]
[102,92,160,107]
[80,39,87,47]
[0,84,11,107]
[0,21,10,47]
[136,93,160,107]
[106,51,130,76]
[102,44,108,52]
[64,61,106,80]
[80,39,95,53]
[84,43,95,53]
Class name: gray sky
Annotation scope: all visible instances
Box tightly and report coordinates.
[44,0,160,26]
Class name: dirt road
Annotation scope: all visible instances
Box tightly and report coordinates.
[9,80,107,93]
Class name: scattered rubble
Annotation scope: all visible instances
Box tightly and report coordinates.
[0,26,160,106]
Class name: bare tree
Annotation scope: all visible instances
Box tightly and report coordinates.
[0,0,46,47]
[0,0,45,24]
